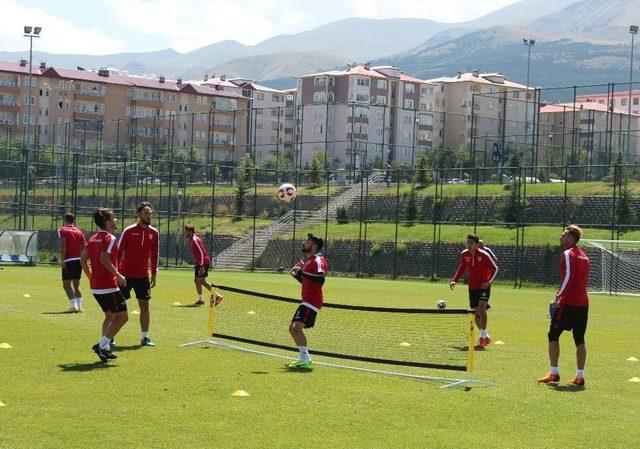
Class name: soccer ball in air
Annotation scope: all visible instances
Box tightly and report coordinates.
[277,183,297,203]
[437,299,447,310]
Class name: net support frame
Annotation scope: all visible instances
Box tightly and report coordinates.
[180,290,498,389]
[581,239,640,297]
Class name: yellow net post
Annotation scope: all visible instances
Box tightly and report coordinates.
[466,314,475,374]
[207,297,216,337]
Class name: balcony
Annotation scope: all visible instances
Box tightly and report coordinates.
[74,110,104,120]
[76,89,106,100]
[132,96,163,107]
[0,99,19,111]
[0,80,19,92]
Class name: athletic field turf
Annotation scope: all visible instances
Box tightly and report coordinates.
[1,266,638,449]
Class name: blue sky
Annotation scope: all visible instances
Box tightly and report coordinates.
[3,0,520,54]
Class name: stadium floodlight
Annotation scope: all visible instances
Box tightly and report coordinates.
[627,25,638,159]
[180,285,498,388]
[34,26,42,35]
[24,26,32,34]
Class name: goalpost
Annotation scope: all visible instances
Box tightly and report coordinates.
[180,285,497,388]
[0,230,38,266]
[582,239,640,296]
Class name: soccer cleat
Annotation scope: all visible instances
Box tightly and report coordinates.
[104,350,117,360]
[212,292,224,306]
[77,307,84,313]
[286,359,313,369]
[109,339,116,348]
[474,337,491,349]
[92,344,109,363]
[569,376,585,386]
[141,337,156,347]
[66,307,80,314]
[193,299,205,306]
[537,372,560,383]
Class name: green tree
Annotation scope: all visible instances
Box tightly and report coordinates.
[413,154,433,188]
[309,152,324,187]
[404,185,418,227]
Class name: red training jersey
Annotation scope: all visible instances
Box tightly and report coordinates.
[301,253,327,310]
[188,234,211,266]
[452,248,499,289]
[58,225,86,262]
[556,245,590,307]
[86,230,119,294]
[117,222,159,277]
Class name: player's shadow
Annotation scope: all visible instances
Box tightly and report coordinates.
[111,345,142,352]
[42,311,79,315]
[58,362,115,372]
[250,371,270,375]
[452,345,470,351]
[547,383,586,393]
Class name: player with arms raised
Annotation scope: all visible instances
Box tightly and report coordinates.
[80,208,128,363]
[288,233,327,369]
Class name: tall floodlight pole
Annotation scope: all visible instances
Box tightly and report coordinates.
[523,38,535,167]
[627,25,638,161]
[23,25,42,230]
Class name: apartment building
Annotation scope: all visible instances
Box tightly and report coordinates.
[577,90,640,116]
[539,101,640,164]
[283,88,297,156]
[0,60,249,162]
[427,71,533,156]
[296,63,435,168]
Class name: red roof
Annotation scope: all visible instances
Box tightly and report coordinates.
[0,60,45,75]
[42,67,130,85]
[540,102,636,116]
[181,83,246,99]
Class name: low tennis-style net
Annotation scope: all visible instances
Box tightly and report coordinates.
[208,285,475,373]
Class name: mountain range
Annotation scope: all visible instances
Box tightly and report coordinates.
[0,0,638,94]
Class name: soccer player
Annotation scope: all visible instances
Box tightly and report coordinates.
[184,225,222,306]
[58,212,86,313]
[478,239,498,264]
[538,225,590,386]
[80,208,128,363]
[288,233,327,369]
[118,202,159,347]
[450,233,499,349]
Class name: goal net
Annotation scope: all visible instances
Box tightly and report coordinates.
[582,239,640,296]
[0,230,38,265]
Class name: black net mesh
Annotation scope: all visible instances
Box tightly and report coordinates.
[211,286,473,373]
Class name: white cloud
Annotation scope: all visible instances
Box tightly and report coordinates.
[0,0,124,54]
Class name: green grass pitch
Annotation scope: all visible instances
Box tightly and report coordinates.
[0,266,638,449]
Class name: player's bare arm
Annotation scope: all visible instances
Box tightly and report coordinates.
[99,251,126,287]
[80,248,91,279]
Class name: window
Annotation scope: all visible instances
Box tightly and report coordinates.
[313,108,325,119]
[256,93,265,100]
[376,128,384,136]
[23,114,35,125]
[377,80,387,89]
[355,107,368,118]
[405,83,414,93]
[621,98,628,106]
[272,94,280,102]
[376,95,386,105]
[313,124,324,134]
[633,97,639,105]
[404,99,413,109]
[376,111,384,120]
[420,115,433,126]
[314,91,326,102]
[420,86,434,95]
[511,91,520,99]
[314,77,326,87]
[23,95,35,106]
[403,115,413,124]
[355,93,369,103]
[357,78,370,86]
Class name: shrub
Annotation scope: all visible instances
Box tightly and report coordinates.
[336,207,349,224]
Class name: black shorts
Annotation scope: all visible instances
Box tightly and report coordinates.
[121,277,151,300]
[195,264,210,278]
[62,260,82,281]
[291,304,317,329]
[93,290,127,313]
[469,288,491,309]
[549,305,588,345]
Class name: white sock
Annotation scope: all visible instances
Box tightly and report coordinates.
[550,366,559,374]
[70,298,77,308]
[99,336,111,350]
[480,329,488,338]
[576,369,584,377]
[76,297,82,308]
[141,331,149,339]
[298,346,310,362]
[198,294,204,301]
